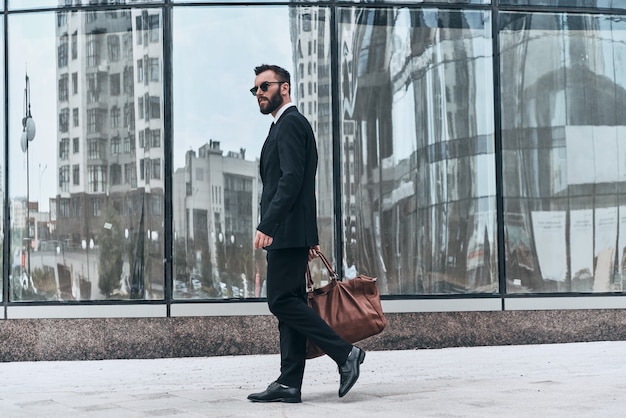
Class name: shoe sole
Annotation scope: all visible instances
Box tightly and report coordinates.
[248,397,302,403]
[339,350,366,398]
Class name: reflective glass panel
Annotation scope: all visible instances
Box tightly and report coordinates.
[339,8,497,295]
[339,0,489,3]
[0,18,3,302]
[9,0,158,11]
[500,1,626,10]
[9,8,164,301]
[174,0,487,2]
[500,12,626,293]
[173,0,295,3]
[172,6,334,299]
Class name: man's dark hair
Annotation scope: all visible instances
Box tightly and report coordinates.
[254,64,291,86]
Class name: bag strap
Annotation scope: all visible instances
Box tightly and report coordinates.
[306,249,339,291]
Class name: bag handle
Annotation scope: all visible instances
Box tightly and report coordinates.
[306,249,339,291]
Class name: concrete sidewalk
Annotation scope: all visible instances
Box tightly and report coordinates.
[0,341,624,417]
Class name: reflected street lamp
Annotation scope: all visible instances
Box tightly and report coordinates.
[20,72,36,278]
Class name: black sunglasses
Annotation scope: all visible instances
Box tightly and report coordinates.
[250,81,285,96]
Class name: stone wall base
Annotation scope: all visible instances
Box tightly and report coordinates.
[1,310,625,362]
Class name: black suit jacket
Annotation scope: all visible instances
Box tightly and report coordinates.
[257,106,319,250]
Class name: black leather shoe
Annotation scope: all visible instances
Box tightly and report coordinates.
[247,381,302,403]
[338,346,366,397]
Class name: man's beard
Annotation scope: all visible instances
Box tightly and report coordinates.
[259,90,283,115]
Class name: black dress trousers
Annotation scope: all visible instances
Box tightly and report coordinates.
[265,247,352,389]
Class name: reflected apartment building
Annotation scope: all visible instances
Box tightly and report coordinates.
[170,7,332,298]
[53,6,165,299]
[172,142,259,299]
[289,6,335,260]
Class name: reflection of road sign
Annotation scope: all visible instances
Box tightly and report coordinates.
[21,252,25,268]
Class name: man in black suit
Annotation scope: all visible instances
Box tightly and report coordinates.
[247,64,365,403]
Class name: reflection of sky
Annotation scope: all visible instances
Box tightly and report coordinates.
[391,84,416,162]
[172,7,292,170]
[9,12,56,212]
[6,7,293,213]
[8,0,155,10]
[7,0,58,10]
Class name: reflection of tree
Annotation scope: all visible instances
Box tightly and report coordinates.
[254,248,266,297]
[200,246,215,295]
[215,232,253,297]
[216,233,226,285]
[98,205,124,298]
[173,237,187,280]
[130,198,146,300]
[238,239,254,294]
[31,267,56,298]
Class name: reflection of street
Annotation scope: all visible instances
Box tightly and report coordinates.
[173,279,212,300]
[28,248,99,300]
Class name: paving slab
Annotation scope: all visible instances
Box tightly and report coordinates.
[0,341,624,417]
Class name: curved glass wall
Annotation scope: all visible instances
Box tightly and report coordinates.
[2,1,626,309]
[500,1,626,10]
[501,12,626,293]
[339,7,497,295]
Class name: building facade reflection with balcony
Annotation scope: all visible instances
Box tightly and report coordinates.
[51,6,164,300]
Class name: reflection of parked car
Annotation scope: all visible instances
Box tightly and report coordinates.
[190,273,202,290]
[174,280,188,293]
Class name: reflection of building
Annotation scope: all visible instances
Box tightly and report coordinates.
[173,141,259,294]
[339,9,497,294]
[289,7,335,260]
[10,199,28,274]
[500,13,626,293]
[54,6,164,288]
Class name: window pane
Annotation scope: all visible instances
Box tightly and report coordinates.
[339,7,497,295]
[9,0,159,10]
[173,0,489,3]
[500,0,626,10]
[9,8,164,302]
[172,6,334,299]
[0,18,3,302]
[172,0,297,3]
[500,12,626,293]
[340,0,489,3]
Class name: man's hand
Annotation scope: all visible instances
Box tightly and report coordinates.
[308,245,321,261]
[254,230,273,249]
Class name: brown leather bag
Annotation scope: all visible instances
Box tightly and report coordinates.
[306,250,387,359]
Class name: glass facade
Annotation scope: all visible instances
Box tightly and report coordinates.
[1,1,626,312]
[338,8,497,295]
[500,1,626,9]
[500,12,626,293]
